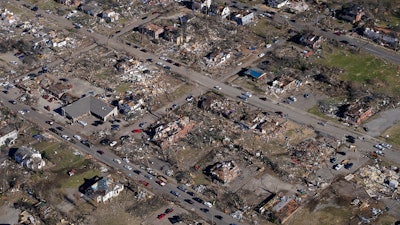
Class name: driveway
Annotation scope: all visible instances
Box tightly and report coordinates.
[364,108,400,137]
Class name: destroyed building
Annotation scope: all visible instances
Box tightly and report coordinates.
[138,23,164,39]
[269,75,302,94]
[299,32,323,49]
[56,0,81,7]
[341,101,373,125]
[0,125,18,147]
[267,0,289,9]
[283,138,336,182]
[14,146,46,170]
[335,4,366,24]
[207,161,240,183]
[79,175,124,203]
[161,26,190,45]
[152,116,197,149]
[358,164,400,198]
[364,27,400,48]
[204,48,231,66]
[257,194,300,224]
[250,112,287,138]
[230,11,254,25]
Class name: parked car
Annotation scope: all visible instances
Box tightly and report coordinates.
[170,190,180,197]
[165,208,174,214]
[109,141,117,147]
[156,180,166,186]
[124,165,132,170]
[157,213,166,219]
[73,135,81,140]
[139,180,150,187]
[81,140,91,148]
[193,197,204,204]
[344,163,354,170]
[177,185,186,192]
[334,164,343,170]
[184,199,194,204]
[200,208,209,213]
[203,201,212,208]
[97,150,104,155]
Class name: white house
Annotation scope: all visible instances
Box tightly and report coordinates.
[0,127,18,147]
[14,146,45,170]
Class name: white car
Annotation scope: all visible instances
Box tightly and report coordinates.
[258,53,265,58]
[124,165,132,170]
[73,135,82,140]
[334,164,343,170]
[214,86,221,90]
[62,135,71,141]
[203,201,213,208]
[122,157,130,163]
[244,92,252,98]
[114,158,122,164]
[109,141,117,147]
[18,110,25,115]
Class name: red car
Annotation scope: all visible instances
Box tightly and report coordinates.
[157,213,166,219]
[132,129,142,133]
[156,180,166,186]
[139,180,150,187]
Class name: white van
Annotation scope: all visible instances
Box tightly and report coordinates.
[77,120,87,127]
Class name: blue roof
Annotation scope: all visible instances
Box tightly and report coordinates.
[247,69,264,79]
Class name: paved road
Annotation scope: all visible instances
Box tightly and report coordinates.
[364,108,400,137]
[0,89,241,225]
[7,2,400,224]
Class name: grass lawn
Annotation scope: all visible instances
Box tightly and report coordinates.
[115,83,132,93]
[319,50,400,96]
[381,122,400,147]
[286,207,353,225]
[33,141,87,171]
[62,169,99,188]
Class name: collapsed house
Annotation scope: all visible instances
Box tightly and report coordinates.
[358,164,400,198]
[269,75,302,94]
[257,194,300,224]
[152,116,197,149]
[138,23,164,39]
[208,161,240,183]
[299,32,323,49]
[14,146,46,170]
[364,27,400,48]
[79,175,124,203]
[342,101,373,125]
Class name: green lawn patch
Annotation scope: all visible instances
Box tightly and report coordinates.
[33,141,86,171]
[62,169,99,188]
[381,122,400,147]
[253,20,270,38]
[319,50,400,96]
[115,83,131,93]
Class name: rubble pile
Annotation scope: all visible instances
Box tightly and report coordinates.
[358,164,400,198]
[280,138,336,183]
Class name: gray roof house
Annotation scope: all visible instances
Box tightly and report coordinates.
[61,96,118,121]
